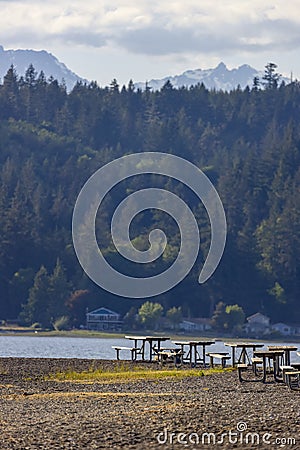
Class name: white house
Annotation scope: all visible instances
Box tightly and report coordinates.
[244,312,271,336]
[272,322,293,336]
[86,307,123,331]
[179,318,212,333]
[272,322,300,336]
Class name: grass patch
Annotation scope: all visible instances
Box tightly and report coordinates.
[47,364,233,383]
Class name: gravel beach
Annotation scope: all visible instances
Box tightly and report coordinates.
[0,358,299,449]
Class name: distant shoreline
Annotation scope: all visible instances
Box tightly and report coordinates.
[0,327,300,343]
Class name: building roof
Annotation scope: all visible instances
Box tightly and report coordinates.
[181,318,211,325]
[246,312,270,322]
[273,322,300,328]
[87,307,120,316]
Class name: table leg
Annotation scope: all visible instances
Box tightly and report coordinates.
[187,346,192,365]
[285,350,290,366]
[232,347,236,367]
[273,355,283,382]
[193,345,200,366]
[262,356,267,383]
[141,340,145,360]
[132,340,137,360]
[202,345,206,367]
[190,344,196,366]
[241,348,247,364]
[196,346,201,366]
[149,339,157,362]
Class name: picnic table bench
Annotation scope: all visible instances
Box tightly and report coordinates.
[173,340,215,367]
[224,342,264,366]
[236,363,249,382]
[112,346,138,361]
[277,360,300,383]
[206,352,230,368]
[251,357,263,375]
[284,370,300,390]
[124,336,170,362]
[155,348,185,366]
[238,357,300,384]
[236,358,264,382]
[280,352,300,389]
[237,347,299,384]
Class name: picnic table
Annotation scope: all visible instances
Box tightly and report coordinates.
[172,340,215,367]
[156,348,184,366]
[267,345,298,366]
[124,335,170,362]
[224,342,264,367]
[253,349,284,383]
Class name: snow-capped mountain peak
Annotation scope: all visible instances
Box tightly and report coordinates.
[135,62,287,91]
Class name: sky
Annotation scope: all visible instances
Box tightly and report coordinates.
[0,0,300,86]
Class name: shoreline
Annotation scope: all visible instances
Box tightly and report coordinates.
[1,328,300,343]
[0,358,299,449]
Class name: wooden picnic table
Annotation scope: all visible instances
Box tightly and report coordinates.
[156,348,184,366]
[224,342,264,367]
[267,345,298,366]
[173,340,215,367]
[253,349,284,383]
[124,335,170,362]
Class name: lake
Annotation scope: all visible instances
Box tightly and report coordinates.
[0,335,299,361]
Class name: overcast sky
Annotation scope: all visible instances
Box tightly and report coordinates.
[1,0,299,86]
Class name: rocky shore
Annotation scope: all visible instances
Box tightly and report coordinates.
[0,358,299,449]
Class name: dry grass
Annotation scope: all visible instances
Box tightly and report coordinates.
[46,364,233,383]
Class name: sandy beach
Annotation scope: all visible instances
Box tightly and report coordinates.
[0,358,299,449]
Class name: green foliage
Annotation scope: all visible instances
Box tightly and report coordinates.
[268,282,286,305]
[123,306,139,330]
[0,63,299,324]
[262,63,281,89]
[20,260,71,328]
[166,306,183,329]
[225,305,246,331]
[212,302,245,332]
[20,265,50,327]
[138,301,164,329]
[211,302,227,331]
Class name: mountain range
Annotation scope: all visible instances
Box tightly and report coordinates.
[135,62,262,91]
[0,45,86,91]
[0,45,290,91]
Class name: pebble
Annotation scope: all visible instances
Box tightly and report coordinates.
[0,358,299,449]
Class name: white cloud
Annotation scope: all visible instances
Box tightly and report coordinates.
[1,0,300,84]
[1,0,300,52]
[0,0,300,53]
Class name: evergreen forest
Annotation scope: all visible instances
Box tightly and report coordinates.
[0,63,299,328]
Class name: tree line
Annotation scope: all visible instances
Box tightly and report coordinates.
[0,62,299,328]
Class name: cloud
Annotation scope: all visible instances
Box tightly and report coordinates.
[1,0,300,57]
[116,26,240,56]
[116,16,300,56]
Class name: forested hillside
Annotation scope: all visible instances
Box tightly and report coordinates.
[0,64,299,326]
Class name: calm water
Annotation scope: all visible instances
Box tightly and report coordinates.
[0,335,299,361]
